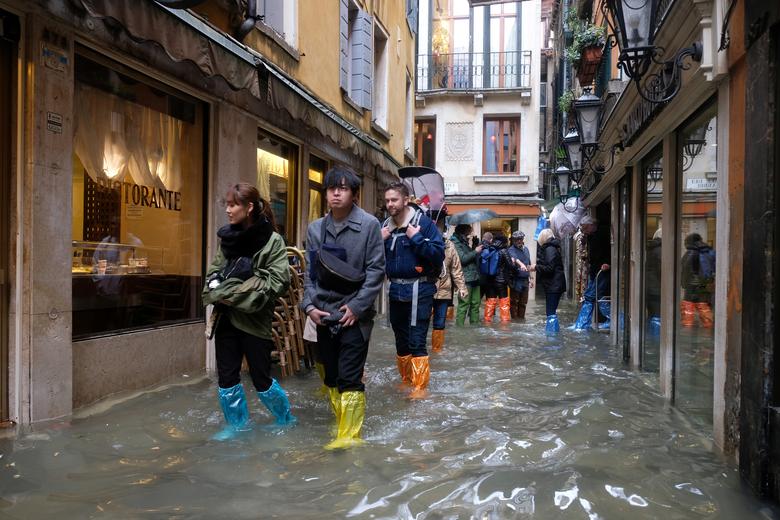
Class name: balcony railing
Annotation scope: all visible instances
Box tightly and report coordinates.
[417,50,532,91]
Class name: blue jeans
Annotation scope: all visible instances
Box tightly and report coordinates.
[546,292,563,316]
[584,271,611,303]
[432,299,450,330]
[389,293,434,357]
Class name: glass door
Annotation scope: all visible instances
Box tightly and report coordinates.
[674,101,718,427]
[642,150,664,372]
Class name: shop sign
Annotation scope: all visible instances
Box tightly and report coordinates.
[46,112,62,134]
[685,178,717,191]
[622,95,665,147]
[94,177,182,211]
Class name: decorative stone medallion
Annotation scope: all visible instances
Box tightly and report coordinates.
[445,122,473,161]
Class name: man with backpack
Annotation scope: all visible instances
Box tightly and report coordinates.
[481,233,510,323]
[382,182,445,398]
[680,233,715,328]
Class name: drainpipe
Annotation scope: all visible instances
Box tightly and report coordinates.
[235,0,259,42]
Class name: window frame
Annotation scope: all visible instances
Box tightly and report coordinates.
[414,118,437,168]
[482,116,521,175]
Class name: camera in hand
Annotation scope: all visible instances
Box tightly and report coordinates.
[206,272,223,289]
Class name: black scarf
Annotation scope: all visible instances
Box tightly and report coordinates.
[217,217,273,259]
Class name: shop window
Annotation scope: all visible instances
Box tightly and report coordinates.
[483,117,520,175]
[642,151,663,372]
[308,154,328,223]
[414,119,436,167]
[257,129,298,243]
[339,0,372,109]
[71,53,205,339]
[675,102,718,428]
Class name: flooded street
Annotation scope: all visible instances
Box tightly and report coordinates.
[0,301,776,519]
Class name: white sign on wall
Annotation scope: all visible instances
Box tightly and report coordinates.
[685,178,717,191]
[444,182,458,194]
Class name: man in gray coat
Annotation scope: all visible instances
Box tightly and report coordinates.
[301,166,385,449]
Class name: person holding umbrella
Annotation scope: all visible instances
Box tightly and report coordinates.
[382,182,444,399]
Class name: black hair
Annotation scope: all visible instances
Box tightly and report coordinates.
[323,165,361,195]
[454,224,472,236]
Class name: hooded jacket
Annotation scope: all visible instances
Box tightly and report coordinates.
[383,207,445,301]
[451,233,480,284]
[434,239,468,300]
[202,223,290,340]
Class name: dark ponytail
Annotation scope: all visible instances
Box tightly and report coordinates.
[225,182,277,231]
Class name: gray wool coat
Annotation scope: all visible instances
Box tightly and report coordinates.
[301,204,386,337]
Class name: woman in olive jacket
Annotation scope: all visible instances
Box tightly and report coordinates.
[451,224,484,326]
[535,228,566,333]
[202,183,295,440]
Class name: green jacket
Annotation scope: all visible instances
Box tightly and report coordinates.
[202,232,290,340]
[451,233,480,284]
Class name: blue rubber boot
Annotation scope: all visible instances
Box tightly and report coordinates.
[648,316,661,336]
[257,379,296,426]
[573,301,594,330]
[597,301,611,330]
[213,383,251,441]
[546,315,560,335]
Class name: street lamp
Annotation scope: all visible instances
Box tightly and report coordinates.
[556,165,571,203]
[572,89,623,174]
[602,0,703,104]
[563,128,584,175]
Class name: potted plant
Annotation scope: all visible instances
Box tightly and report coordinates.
[565,16,606,86]
[558,89,575,116]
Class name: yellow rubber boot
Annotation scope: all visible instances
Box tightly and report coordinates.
[431,329,445,353]
[409,356,430,399]
[325,391,366,450]
[315,362,328,396]
[396,354,413,386]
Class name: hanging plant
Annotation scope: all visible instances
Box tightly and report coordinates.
[565,20,606,69]
[558,89,575,115]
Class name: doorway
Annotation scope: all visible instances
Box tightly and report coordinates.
[0,9,19,423]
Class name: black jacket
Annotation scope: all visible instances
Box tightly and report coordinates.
[536,239,566,294]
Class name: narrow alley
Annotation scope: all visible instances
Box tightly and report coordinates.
[0,301,773,519]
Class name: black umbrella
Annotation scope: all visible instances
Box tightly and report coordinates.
[448,208,498,226]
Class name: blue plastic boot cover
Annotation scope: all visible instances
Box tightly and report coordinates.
[214,383,251,440]
[258,379,296,425]
[648,316,661,336]
[597,302,611,329]
[546,315,560,334]
[573,301,595,330]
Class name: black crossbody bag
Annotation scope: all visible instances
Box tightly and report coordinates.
[316,216,366,293]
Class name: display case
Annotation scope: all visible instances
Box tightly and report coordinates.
[71,240,163,275]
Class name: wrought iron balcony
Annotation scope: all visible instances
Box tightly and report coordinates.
[416,51,532,92]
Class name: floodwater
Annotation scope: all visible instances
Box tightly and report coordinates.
[1,300,777,519]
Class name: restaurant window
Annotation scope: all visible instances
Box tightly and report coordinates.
[414,119,436,167]
[71,53,205,339]
[675,101,718,428]
[483,117,520,174]
[308,154,328,222]
[257,129,298,243]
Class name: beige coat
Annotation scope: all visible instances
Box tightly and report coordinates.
[435,239,468,300]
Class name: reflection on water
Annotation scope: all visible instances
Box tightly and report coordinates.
[0,301,776,518]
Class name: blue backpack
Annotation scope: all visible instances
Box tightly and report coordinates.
[480,248,500,276]
[698,247,716,280]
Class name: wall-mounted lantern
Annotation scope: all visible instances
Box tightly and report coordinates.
[602,0,703,104]
[572,89,623,175]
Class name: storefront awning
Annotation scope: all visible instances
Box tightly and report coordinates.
[76,0,261,96]
[72,0,402,178]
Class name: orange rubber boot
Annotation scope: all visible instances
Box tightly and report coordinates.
[396,354,413,386]
[696,302,714,328]
[680,300,696,327]
[446,306,455,320]
[409,356,430,399]
[484,298,498,323]
[431,329,445,353]
[498,297,511,322]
